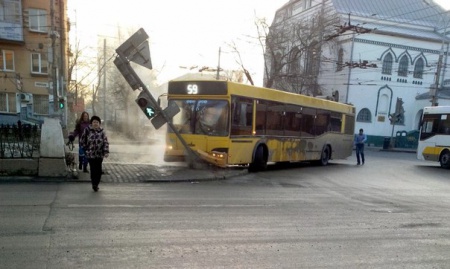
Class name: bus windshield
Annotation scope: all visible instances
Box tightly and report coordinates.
[169,99,229,136]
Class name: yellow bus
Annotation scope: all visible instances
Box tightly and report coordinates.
[164,80,355,171]
[417,106,450,168]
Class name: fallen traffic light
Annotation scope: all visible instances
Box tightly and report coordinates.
[136,91,157,119]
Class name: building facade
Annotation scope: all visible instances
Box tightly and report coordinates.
[0,0,69,125]
[266,0,450,146]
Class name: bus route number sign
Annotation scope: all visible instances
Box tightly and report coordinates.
[187,84,198,95]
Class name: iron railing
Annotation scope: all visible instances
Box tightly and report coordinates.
[0,124,41,158]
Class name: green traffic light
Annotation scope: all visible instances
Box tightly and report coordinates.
[145,107,155,118]
[59,99,64,109]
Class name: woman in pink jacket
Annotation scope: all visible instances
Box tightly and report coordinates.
[69,111,90,172]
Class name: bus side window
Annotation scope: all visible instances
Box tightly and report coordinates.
[315,109,330,136]
[266,102,283,136]
[284,104,301,136]
[438,114,450,134]
[255,101,267,135]
[330,112,342,132]
[301,107,315,137]
[231,97,253,135]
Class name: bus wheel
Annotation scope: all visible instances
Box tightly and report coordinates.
[440,150,450,169]
[317,146,330,166]
[249,146,267,172]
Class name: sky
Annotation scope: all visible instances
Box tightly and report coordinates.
[68,0,450,87]
[68,0,287,86]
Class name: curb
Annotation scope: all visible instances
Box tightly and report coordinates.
[4,164,249,183]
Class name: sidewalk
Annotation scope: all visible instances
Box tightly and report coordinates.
[1,128,416,183]
[74,163,248,183]
[366,146,416,154]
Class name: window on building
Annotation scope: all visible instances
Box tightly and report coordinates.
[0,93,17,112]
[33,94,49,115]
[0,0,21,23]
[8,93,16,112]
[413,58,424,79]
[0,49,14,71]
[271,52,282,76]
[0,93,7,112]
[29,8,47,33]
[31,53,48,74]
[305,41,319,75]
[378,94,389,114]
[336,48,344,71]
[398,55,409,77]
[357,108,371,122]
[382,53,393,75]
[0,2,6,21]
[289,47,300,74]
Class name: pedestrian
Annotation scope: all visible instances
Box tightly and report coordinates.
[68,111,90,172]
[354,128,367,165]
[80,115,109,192]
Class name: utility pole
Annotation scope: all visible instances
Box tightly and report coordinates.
[216,47,221,80]
[430,48,443,107]
[103,39,107,126]
[50,0,58,112]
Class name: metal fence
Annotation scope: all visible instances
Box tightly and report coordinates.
[0,124,41,158]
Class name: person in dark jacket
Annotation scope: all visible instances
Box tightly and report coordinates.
[80,115,109,192]
[354,128,367,165]
[68,111,90,172]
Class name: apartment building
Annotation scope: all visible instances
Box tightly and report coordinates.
[0,0,69,125]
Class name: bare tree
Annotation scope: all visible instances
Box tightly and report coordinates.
[67,41,96,98]
[262,4,340,96]
[228,41,255,85]
[67,40,100,127]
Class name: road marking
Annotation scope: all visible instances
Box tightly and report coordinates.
[68,204,275,208]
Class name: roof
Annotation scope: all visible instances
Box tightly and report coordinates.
[276,0,450,41]
[331,0,450,29]
[416,88,450,100]
[350,20,447,41]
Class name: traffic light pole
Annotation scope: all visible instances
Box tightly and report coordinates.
[390,122,395,149]
[114,51,202,168]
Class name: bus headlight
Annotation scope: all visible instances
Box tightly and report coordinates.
[212,151,225,158]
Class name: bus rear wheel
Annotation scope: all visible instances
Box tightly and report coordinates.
[249,145,267,172]
[316,146,330,166]
[440,150,450,169]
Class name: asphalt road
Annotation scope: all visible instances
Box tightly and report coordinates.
[1,150,450,268]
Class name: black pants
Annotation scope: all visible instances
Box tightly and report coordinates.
[88,158,103,187]
[356,144,365,164]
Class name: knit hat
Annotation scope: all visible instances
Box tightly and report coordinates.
[90,115,101,124]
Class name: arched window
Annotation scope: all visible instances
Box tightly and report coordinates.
[336,48,344,71]
[305,41,319,75]
[357,108,371,122]
[382,53,393,75]
[398,55,409,77]
[288,47,300,74]
[413,58,424,79]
